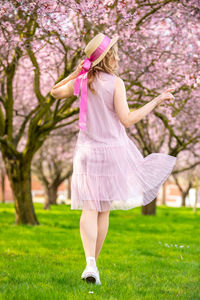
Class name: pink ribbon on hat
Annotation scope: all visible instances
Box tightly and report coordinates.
[74,35,111,131]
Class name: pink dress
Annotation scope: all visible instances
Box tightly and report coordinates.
[71,71,177,211]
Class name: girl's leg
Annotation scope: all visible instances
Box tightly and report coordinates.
[95,210,110,261]
[80,209,98,266]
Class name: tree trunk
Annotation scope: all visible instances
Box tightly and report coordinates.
[193,187,198,213]
[142,198,157,215]
[6,159,39,225]
[44,192,50,210]
[181,193,187,207]
[0,170,5,203]
[68,175,71,199]
[48,185,58,205]
[43,184,58,209]
[161,181,167,205]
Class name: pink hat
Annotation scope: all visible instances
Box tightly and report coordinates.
[74,33,119,131]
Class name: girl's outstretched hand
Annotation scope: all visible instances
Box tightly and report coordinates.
[156,88,175,106]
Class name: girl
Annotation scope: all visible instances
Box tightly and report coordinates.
[51,32,177,285]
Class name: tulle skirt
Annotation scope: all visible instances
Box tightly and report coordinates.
[70,135,177,211]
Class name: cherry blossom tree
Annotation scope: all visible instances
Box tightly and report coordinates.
[122,2,200,214]
[0,1,81,224]
[172,144,200,206]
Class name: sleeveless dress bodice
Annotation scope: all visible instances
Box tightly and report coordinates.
[76,71,128,146]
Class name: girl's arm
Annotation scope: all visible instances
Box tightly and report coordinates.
[50,71,77,99]
[114,77,174,128]
[113,77,160,128]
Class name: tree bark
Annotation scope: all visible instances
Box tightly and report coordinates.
[43,184,58,209]
[193,186,198,213]
[142,198,157,215]
[0,170,5,203]
[48,185,58,205]
[181,193,187,207]
[161,181,167,205]
[4,156,39,225]
[68,175,71,199]
[43,194,50,210]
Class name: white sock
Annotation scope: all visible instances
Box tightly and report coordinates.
[86,256,97,268]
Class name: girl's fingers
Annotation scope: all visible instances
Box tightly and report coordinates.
[165,88,175,93]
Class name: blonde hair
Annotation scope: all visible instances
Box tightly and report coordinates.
[87,42,119,94]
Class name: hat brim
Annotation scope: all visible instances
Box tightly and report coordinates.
[91,36,119,68]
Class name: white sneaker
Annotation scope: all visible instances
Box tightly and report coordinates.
[81,267,88,280]
[96,268,101,285]
[81,265,97,280]
[81,265,101,285]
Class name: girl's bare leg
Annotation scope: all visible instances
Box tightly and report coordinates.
[80,209,98,267]
[95,210,110,261]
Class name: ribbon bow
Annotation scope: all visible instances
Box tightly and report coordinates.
[74,35,111,131]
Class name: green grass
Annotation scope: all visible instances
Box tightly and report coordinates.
[0,203,199,300]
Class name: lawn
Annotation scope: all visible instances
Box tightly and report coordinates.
[0,203,199,300]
